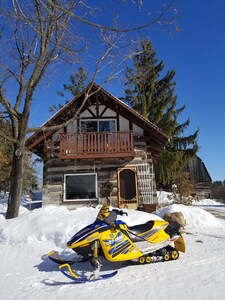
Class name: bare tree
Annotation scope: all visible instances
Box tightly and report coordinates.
[0,0,175,219]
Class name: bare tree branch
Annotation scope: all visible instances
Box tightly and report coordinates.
[0,88,19,119]
[46,0,174,33]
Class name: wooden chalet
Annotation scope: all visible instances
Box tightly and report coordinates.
[184,156,212,199]
[26,83,169,212]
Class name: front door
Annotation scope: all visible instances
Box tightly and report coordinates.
[118,167,138,209]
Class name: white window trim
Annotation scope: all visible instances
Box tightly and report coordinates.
[63,173,98,202]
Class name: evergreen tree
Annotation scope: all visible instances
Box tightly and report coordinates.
[123,38,199,187]
[174,171,194,204]
[211,181,225,202]
[0,119,13,192]
[50,67,88,113]
[0,118,38,193]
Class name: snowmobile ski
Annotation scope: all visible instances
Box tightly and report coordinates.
[48,250,87,265]
[59,263,118,283]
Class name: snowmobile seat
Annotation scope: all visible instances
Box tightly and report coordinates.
[164,221,181,237]
[128,220,154,237]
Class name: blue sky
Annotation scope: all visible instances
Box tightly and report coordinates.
[29,1,225,182]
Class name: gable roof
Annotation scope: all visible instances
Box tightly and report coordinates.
[26,83,169,157]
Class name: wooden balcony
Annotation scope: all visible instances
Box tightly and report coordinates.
[59,131,134,160]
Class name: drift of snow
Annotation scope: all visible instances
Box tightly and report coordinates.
[0,196,225,300]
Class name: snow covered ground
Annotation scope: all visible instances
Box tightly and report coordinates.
[0,195,225,300]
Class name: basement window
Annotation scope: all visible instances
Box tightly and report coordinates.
[64,173,97,201]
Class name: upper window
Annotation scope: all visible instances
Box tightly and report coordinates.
[64,173,97,201]
[81,119,116,132]
[81,121,97,132]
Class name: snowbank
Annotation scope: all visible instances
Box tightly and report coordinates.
[155,203,224,229]
[0,200,224,250]
[0,199,225,300]
[157,190,224,207]
[192,198,224,205]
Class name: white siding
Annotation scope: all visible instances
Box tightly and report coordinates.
[119,115,129,131]
[79,105,117,118]
[52,105,143,139]
[100,106,116,117]
[119,115,143,136]
[133,123,143,137]
[67,121,77,133]
[52,128,63,141]
[80,108,94,118]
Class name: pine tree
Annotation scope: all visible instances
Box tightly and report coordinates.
[50,67,88,113]
[123,38,199,187]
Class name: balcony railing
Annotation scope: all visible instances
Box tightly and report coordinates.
[59,131,134,159]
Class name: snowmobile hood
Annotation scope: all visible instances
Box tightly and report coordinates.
[67,220,126,246]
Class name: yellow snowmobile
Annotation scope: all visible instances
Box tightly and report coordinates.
[48,204,185,282]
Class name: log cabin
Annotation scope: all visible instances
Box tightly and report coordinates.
[26,83,169,212]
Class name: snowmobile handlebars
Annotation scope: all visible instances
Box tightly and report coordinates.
[112,209,128,216]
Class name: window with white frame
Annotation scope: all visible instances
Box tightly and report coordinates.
[81,119,116,132]
[64,173,97,201]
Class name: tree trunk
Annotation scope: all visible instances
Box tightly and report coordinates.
[6,142,25,219]
[179,194,182,204]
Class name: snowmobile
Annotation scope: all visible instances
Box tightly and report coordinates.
[48,205,186,282]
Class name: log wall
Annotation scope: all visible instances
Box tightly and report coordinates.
[42,140,158,210]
